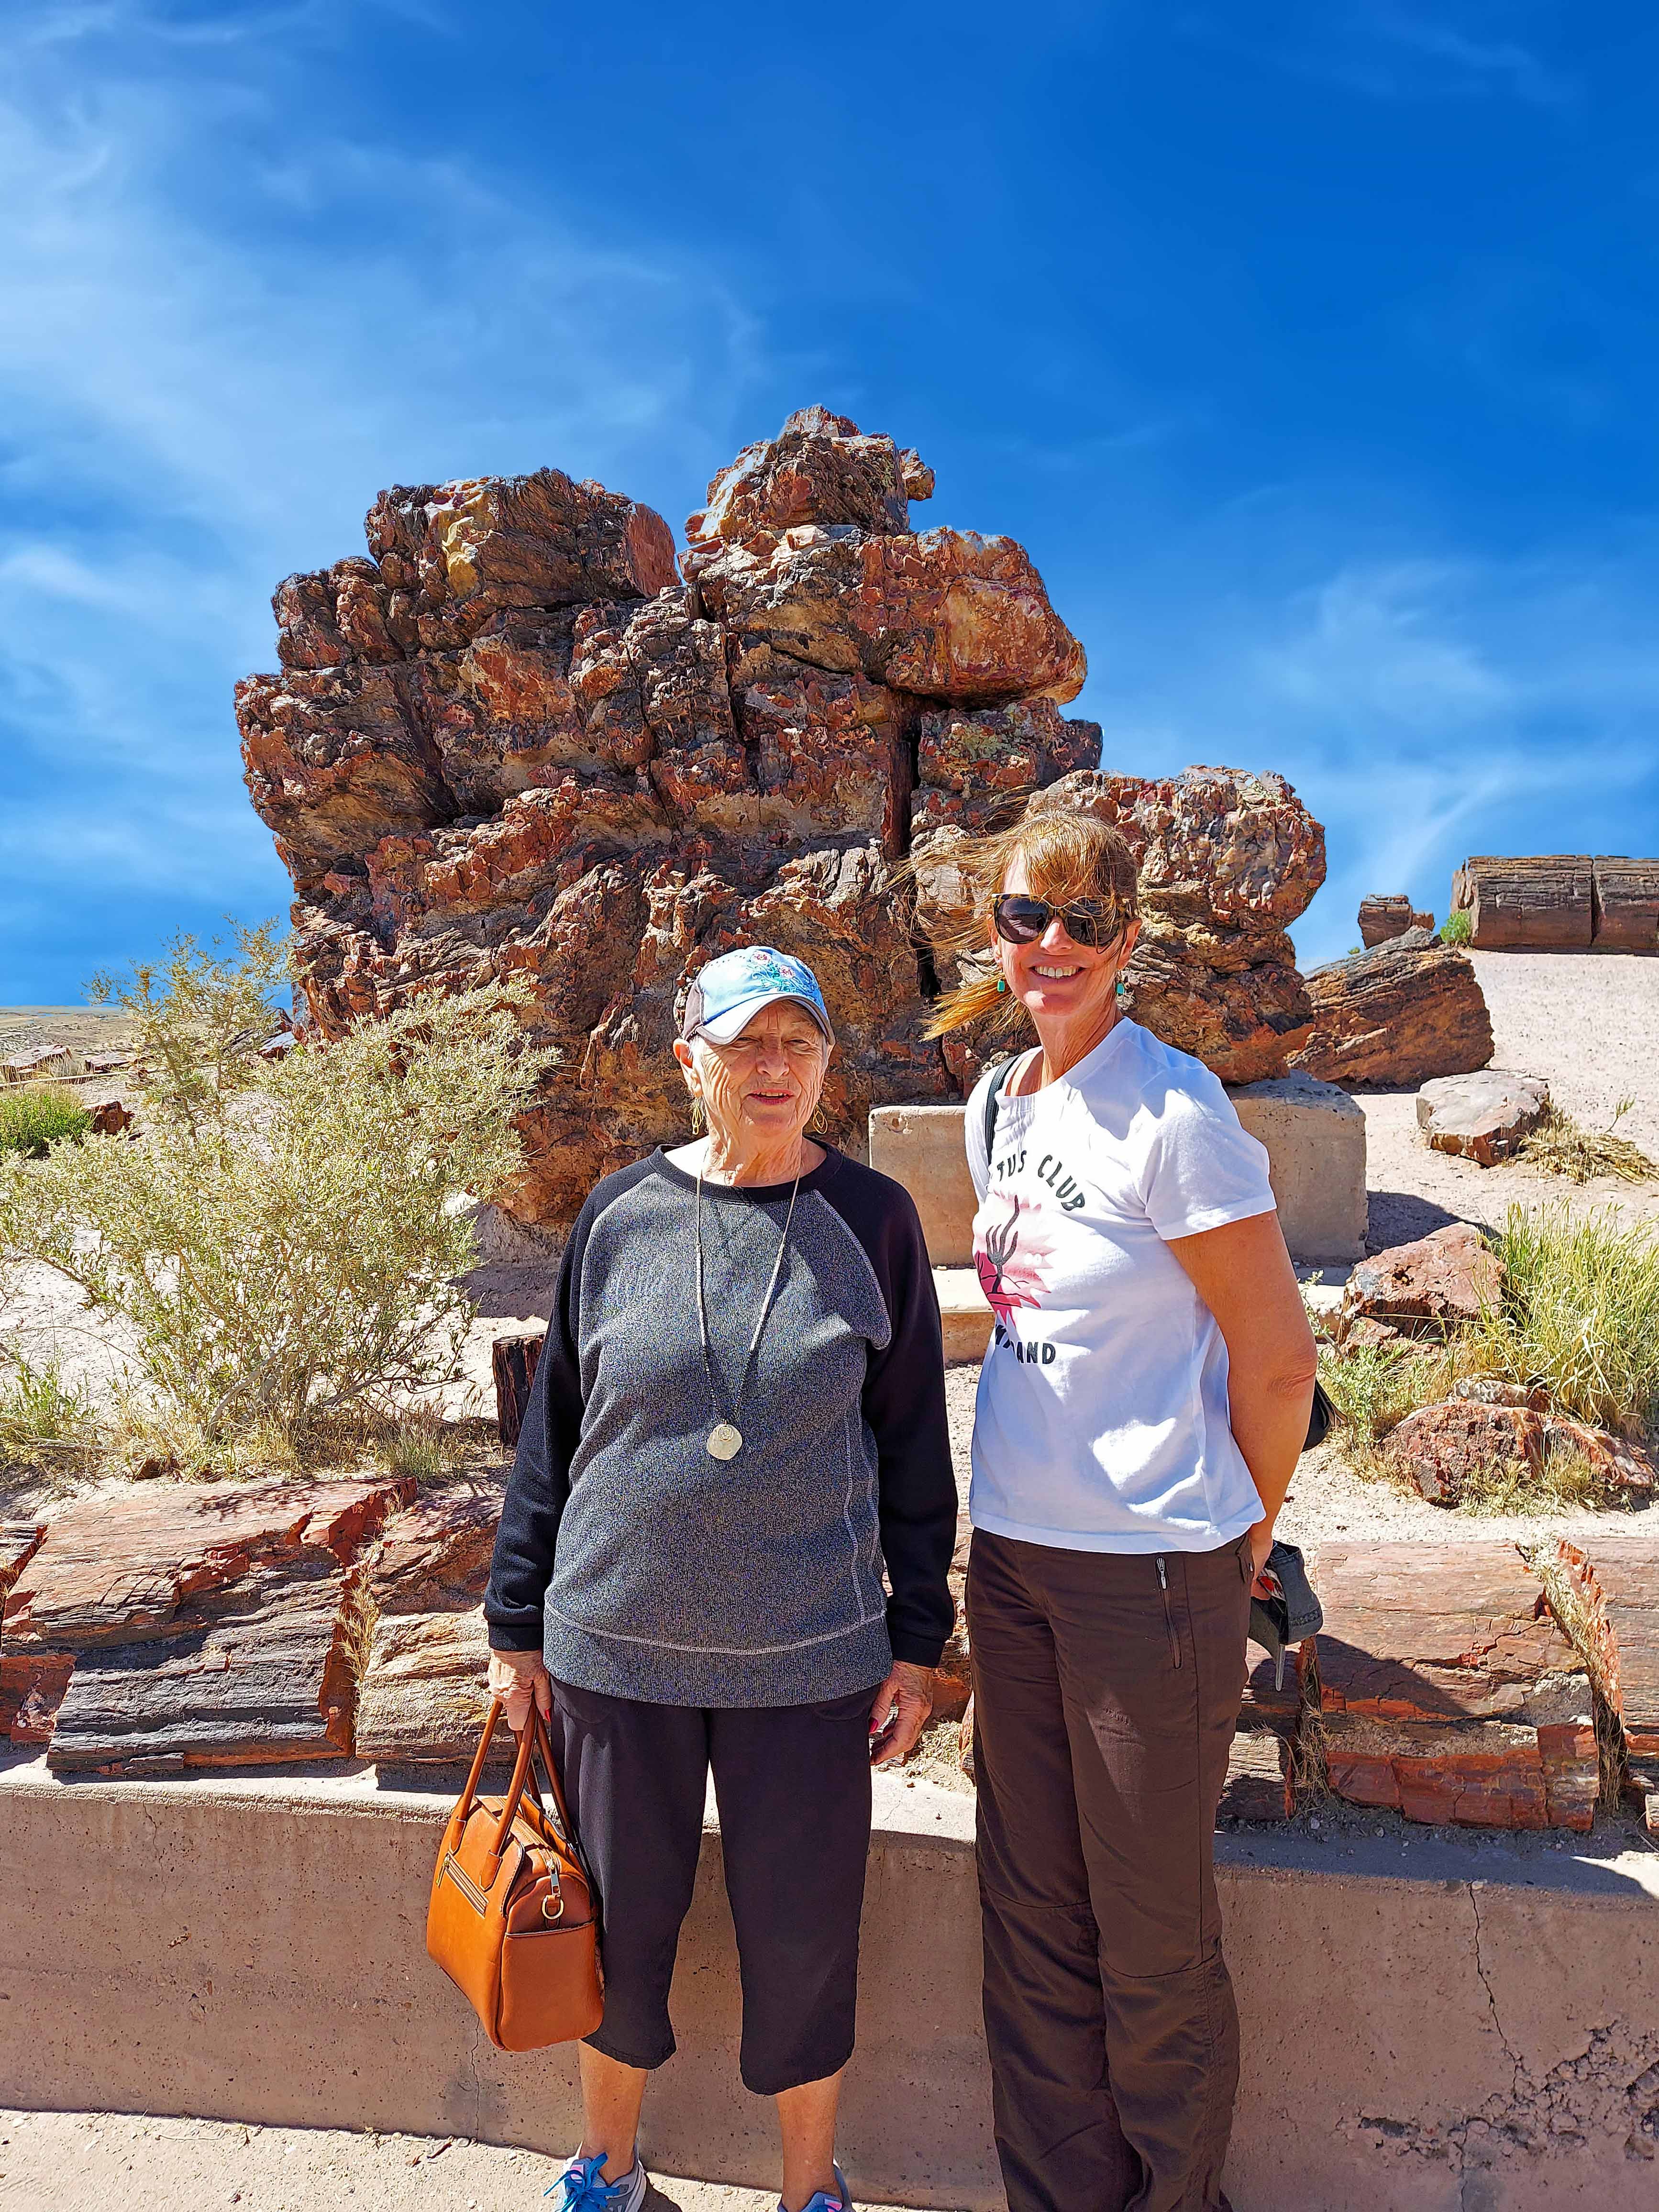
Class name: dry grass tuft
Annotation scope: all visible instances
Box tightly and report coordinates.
[1519,1097,1658,1186]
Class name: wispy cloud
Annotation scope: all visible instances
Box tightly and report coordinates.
[0,0,767,992]
[1079,534,1659,962]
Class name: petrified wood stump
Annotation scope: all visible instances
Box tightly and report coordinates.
[492,1334,544,1452]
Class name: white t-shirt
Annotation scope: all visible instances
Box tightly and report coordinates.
[965,1018,1276,1554]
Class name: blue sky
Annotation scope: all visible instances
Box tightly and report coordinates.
[4,0,1659,998]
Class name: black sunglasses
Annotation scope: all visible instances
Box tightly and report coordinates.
[992,893,1120,950]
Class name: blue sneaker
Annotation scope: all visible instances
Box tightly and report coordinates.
[784,2164,852,2212]
[546,2151,649,2212]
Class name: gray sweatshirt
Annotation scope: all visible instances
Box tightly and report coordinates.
[484,1147,957,1706]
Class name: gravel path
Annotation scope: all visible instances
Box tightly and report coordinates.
[0,2109,930,2212]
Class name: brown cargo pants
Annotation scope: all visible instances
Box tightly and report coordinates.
[967,1527,1254,2212]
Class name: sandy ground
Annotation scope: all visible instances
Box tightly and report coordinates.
[0,2110,929,2212]
[1359,949,1659,1250]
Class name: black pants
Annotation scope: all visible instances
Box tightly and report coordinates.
[547,1678,876,2096]
[968,1530,1253,2212]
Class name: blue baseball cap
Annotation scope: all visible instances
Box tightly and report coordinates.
[679,946,834,1046]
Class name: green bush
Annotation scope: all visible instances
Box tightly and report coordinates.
[1475,1203,1659,1437]
[0,931,553,1455]
[0,1356,98,1471]
[1439,910,1473,945]
[1316,1340,1454,1445]
[0,1084,90,1159]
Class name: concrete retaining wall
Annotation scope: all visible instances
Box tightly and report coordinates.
[3,1759,1658,2210]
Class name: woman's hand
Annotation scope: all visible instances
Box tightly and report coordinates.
[868,1661,935,1767]
[487,1648,552,1735]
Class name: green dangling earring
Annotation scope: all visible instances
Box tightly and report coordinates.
[996,975,1008,994]
[1115,975,1127,1001]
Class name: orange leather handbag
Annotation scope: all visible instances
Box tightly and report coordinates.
[426,1698,604,2050]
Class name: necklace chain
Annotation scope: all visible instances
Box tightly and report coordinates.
[693,1152,802,1460]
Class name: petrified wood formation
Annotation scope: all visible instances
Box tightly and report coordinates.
[1310,1544,1598,1831]
[1291,929,1493,1087]
[1338,1221,1501,1339]
[241,407,1327,1233]
[1,1478,410,1768]
[1358,894,1432,947]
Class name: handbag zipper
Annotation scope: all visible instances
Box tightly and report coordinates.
[1156,1557,1182,1670]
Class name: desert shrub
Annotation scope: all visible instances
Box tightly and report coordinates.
[1474,1203,1659,1437]
[90,922,289,1133]
[0,1356,98,1471]
[0,933,552,1456]
[1518,1098,1658,1187]
[0,1084,90,1159]
[1439,910,1473,944]
[1316,1340,1456,1449]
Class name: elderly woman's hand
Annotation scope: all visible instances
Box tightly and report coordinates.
[868,1661,935,1767]
[487,1648,552,1735]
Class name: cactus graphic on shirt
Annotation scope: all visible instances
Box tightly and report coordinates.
[973,1196,1052,1327]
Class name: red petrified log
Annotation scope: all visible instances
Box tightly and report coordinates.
[1311,1544,1598,1831]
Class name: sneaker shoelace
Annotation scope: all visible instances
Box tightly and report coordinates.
[548,2154,634,2210]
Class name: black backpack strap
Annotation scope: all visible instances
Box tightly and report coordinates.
[980,1053,1014,1165]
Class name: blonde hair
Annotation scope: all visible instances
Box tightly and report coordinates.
[919,807,1140,1041]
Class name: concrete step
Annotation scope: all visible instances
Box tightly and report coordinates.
[937,1266,991,1363]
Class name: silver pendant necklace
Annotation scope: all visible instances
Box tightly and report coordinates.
[694,1153,802,1460]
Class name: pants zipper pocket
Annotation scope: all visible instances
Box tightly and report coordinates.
[1156,1557,1182,1670]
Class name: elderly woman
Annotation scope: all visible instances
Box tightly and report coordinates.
[930,811,1317,2212]
[485,944,956,2212]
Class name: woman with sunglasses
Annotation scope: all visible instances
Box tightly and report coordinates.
[927,807,1317,2212]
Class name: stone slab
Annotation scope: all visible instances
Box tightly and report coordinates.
[869,1104,982,1266]
[1228,1071,1367,1261]
[4,1762,1659,2209]
[885,1087,1367,1272]
[1592,856,1659,951]
[1533,1536,1659,1759]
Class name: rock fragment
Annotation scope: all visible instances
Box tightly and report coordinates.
[1340,1221,1500,1338]
[1291,931,1493,1087]
[1383,1400,1543,1505]
[1416,1069,1550,1165]
[1358,894,1433,946]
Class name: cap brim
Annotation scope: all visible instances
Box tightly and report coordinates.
[696,991,832,1044]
